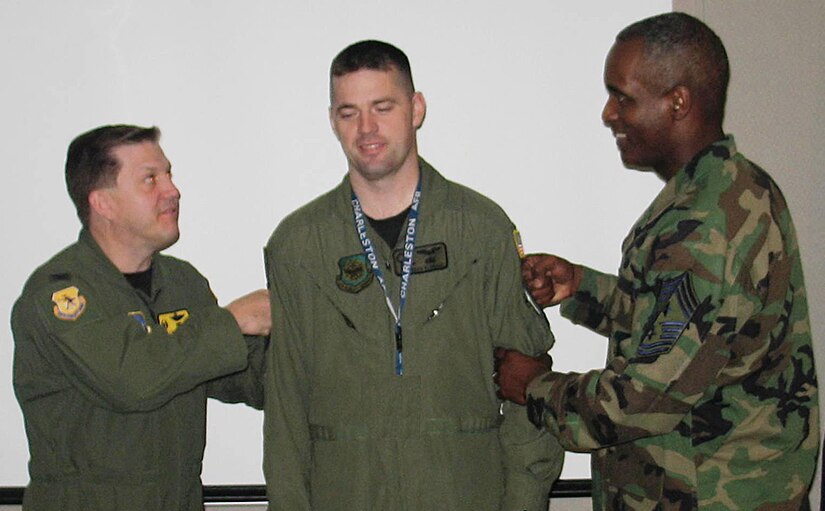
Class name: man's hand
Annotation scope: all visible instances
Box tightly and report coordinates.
[521,253,582,307]
[225,289,271,336]
[493,347,552,405]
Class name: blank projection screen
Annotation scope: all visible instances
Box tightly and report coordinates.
[0,1,668,486]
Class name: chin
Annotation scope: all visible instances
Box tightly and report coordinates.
[624,162,656,173]
[157,232,180,252]
[619,154,654,174]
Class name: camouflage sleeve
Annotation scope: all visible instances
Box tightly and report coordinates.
[559,267,625,339]
[526,214,775,451]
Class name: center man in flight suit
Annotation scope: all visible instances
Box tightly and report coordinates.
[263,40,564,510]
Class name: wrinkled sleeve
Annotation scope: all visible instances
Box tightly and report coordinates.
[527,233,747,451]
[263,245,313,511]
[489,229,565,511]
[206,334,268,409]
[559,266,623,339]
[12,276,249,414]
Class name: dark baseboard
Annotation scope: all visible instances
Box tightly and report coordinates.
[1,479,592,505]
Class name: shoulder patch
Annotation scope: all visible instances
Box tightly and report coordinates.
[158,309,190,334]
[52,286,87,321]
[513,229,525,258]
[392,242,448,275]
[336,254,374,294]
[637,273,700,359]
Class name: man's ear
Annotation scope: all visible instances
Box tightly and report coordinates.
[88,188,114,222]
[669,85,691,121]
[412,91,427,129]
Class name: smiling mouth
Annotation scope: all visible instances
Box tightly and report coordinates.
[160,203,179,217]
[359,142,384,152]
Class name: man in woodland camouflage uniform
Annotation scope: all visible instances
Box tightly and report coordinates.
[495,12,819,510]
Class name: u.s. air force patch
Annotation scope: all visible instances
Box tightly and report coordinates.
[51,286,87,321]
[336,254,373,293]
[637,273,700,360]
[158,309,190,334]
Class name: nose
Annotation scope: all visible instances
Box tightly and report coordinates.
[358,111,377,134]
[160,173,181,200]
[602,96,618,126]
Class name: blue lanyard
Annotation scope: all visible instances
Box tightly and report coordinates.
[351,178,422,375]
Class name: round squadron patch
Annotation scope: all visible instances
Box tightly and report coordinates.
[336,254,373,294]
[52,286,87,321]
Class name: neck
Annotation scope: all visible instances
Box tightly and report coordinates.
[656,127,726,181]
[351,162,420,220]
[89,223,155,273]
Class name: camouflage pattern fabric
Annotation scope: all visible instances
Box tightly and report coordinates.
[526,136,819,510]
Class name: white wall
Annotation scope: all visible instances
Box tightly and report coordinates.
[0,0,670,489]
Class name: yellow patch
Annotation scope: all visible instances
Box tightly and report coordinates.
[52,286,87,321]
[158,309,190,334]
[512,229,525,259]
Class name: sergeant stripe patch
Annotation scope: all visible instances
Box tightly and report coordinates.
[637,273,699,359]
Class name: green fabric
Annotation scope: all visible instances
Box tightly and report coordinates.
[530,136,819,509]
[264,159,564,511]
[12,229,266,511]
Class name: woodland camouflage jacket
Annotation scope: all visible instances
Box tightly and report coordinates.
[527,136,819,510]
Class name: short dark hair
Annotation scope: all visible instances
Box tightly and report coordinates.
[65,124,160,226]
[329,40,415,100]
[617,12,730,123]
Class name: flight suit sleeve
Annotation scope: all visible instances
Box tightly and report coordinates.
[206,334,268,409]
[262,245,313,511]
[12,275,249,413]
[489,227,564,511]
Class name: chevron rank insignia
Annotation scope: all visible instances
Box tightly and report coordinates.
[637,273,699,359]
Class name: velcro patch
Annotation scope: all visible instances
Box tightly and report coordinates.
[513,229,525,258]
[52,286,87,321]
[336,253,374,294]
[391,242,448,275]
[637,273,699,359]
[158,309,190,334]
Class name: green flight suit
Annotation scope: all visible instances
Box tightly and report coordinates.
[12,229,266,511]
[526,137,819,510]
[264,159,564,511]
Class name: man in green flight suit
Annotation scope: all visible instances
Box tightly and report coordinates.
[263,40,564,510]
[495,12,819,510]
[12,124,271,511]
